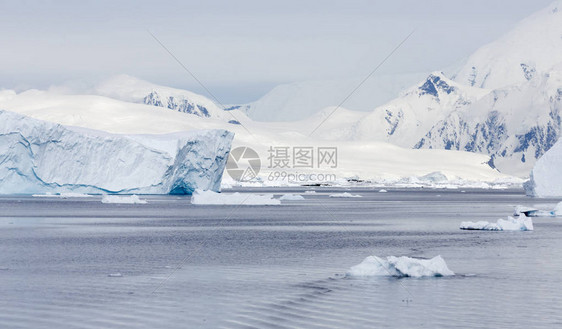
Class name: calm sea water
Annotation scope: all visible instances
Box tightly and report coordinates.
[1,188,561,328]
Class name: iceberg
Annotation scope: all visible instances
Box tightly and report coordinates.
[347,255,454,278]
[190,189,281,205]
[526,139,562,198]
[0,111,233,194]
[460,214,534,231]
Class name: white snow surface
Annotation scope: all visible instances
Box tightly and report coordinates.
[347,255,454,278]
[527,138,562,197]
[101,195,147,204]
[191,189,281,205]
[0,110,233,194]
[243,72,427,122]
[454,1,562,89]
[460,214,534,231]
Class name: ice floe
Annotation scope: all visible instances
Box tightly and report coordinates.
[347,255,454,278]
[190,189,281,205]
[460,214,533,231]
[329,192,362,198]
[279,194,305,201]
[101,195,147,204]
[379,189,388,193]
[513,202,562,217]
[32,193,93,198]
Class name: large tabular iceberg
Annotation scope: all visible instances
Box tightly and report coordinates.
[526,139,562,197]
[0,110,233,194]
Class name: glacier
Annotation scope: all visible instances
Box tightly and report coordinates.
[526,138,562,197]
[0,110,233,194]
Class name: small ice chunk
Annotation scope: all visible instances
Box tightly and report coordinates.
[101,195,147,204]
[329,192,362,198]
[514,205,540,217]
[514,205,559,217]
[553,201,562,216]
[304,190,316,194]
[379,189,387,193]
[191,189,280,205]
[460,214,533,231]
[108,273,123,277]
[279,194,305,201]
[347,255,454,278]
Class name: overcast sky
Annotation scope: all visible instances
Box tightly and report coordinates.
[0,0,555,103]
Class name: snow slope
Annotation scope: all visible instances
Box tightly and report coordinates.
[95,74,248,124]
[0,110,233,194]
[454,1,562,89]
[243,73,427,122]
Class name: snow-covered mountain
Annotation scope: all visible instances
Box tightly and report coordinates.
[310,1,562,177]
[0,86,508,185]
[95,74,247,125]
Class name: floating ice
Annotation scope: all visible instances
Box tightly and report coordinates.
[347,255,454,278]
[191,189,281,205]
[329,192,362,198]
[304,190,317,194]
[0,110,233,195]
[379,189,388,193]
[107,273,123,277]
[513,205,554,217]
[279,193,305,201]
[460,214,533,231]
[32,193,93,198]
[101,195,147,204]
[513,202,562,217]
